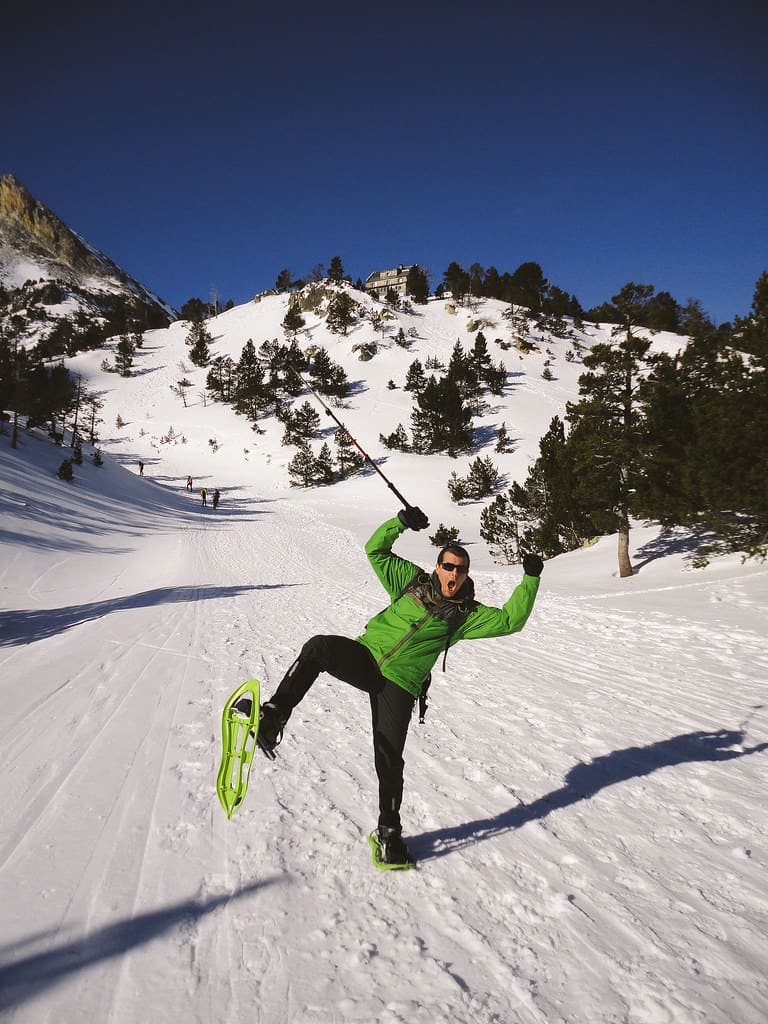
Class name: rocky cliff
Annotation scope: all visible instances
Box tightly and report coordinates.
[0,173,174,322]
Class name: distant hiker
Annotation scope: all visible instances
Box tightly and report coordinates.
[138,461,144,476]
[246,507,543,867]
[200,487,207,506]
[187,476,193,491]
[212,489,220,509]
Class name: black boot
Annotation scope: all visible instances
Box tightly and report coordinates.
[232,696,286,759]
[375,826,416,867]
[257,701,287,759]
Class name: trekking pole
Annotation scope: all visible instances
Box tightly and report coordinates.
[288,365,413,509]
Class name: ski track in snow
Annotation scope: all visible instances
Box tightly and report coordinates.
[2,473,768,1022]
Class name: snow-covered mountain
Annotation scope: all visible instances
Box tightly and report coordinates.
[64,281,692,572]
[1,271,767,1023]
[0,174,174,340]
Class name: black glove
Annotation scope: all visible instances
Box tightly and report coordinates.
[522,553,544,577]
[398,505,429,531]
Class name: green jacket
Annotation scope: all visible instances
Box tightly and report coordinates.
[356,517,540,697]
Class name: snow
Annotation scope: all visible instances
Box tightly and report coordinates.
[0,246,55,289]
[1,290,766,1024]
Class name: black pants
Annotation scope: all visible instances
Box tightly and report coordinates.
[269,635,415,832]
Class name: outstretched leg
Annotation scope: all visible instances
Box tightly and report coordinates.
[268,635,384,720]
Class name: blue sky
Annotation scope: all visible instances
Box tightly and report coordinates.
[4,2,766,324]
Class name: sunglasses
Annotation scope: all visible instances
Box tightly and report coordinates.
[439,561,468,575]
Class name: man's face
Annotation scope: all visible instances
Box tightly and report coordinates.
[435,554,469,598]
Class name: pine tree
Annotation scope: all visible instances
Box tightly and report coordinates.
[679,298,715,340]
[638,330,768,560]
[56,457,74,481]
[632,349,692,525]
[429,524,461,547]
[443,262,470,303]
[83,394,104,444]
[469,263,484,298]
[308,347,348,400]
[328,256,345,282]
[180,297,207,321]
[326,292,356,335]
[410,375,474,455]
[447,471,469,502]
[68,374,83,449]
[466,455,500,498]
[282,401,321,446]
[446,339,469,383]
[470,332,493,382]
[404,359,427,395]
[114,335,136,376]
[565,284,655,576]
[384,287,400,309]
[509,262,548,313]
[186,319,212,366]
[485,360,507,395]
[207,356,236,402]
[406,264,429,304]
[480,416,594,563]
[309,346,334,386]
[282,298,305,338]
[25,362,74,436]
[334,428,364,476]
[315,442,335,483]
[733,270,768,361]
[275,268,293,292]
[379,423,409,451]
[288,445,317,487]
[495,422,514,453]
[234,341,270,420]
[480,492,523,563]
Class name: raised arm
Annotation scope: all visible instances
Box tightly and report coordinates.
[364,517,422,600]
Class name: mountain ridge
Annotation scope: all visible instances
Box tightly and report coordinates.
[0,173,175,327]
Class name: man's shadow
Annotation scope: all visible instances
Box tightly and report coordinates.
[410,727,768,862]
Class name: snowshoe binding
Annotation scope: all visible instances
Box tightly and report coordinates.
[257,701,286,761]
[368,827,416,871]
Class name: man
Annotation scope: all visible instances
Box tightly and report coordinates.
[255,505,542,866]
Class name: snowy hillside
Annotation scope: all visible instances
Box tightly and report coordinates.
[1,291,767,1024]
[62,286,687,567]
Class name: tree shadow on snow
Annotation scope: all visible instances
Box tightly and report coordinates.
[0,583,300,647]
[410,728,768,862]
[633,526,713,568]
[0,878,282,1013]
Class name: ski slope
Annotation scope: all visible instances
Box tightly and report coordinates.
[1,430,767,1024]
[1,291,767,1022]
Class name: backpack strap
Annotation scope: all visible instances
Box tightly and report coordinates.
[394,573,475,724]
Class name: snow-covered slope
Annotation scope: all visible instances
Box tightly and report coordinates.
[64,286,685,568]
[1,293,767,1024]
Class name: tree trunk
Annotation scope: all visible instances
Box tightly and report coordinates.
[617,519,634,577]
